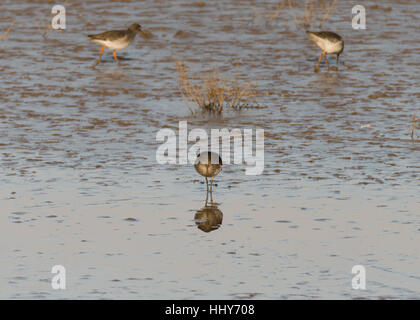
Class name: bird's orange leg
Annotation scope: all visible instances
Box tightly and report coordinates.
[314,50,325,72]
[205,188,209,206]
[92,46,106,67]
[113,50,122,66]
[323,52,330,69]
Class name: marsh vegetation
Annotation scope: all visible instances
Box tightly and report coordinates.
[174,57,259,113]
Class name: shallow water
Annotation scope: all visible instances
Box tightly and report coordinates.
[0,0,419,299]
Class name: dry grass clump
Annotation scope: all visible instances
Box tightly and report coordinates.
[252,2,287,27]
[287,0,338,29]
[409,113,420,139]
[174,57,259,113]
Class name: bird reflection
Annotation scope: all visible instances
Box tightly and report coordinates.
[194,194,223,233]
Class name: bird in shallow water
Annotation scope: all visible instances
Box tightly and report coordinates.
[194,151,222,196]
[88,23,142,67]
[306,30,344,72]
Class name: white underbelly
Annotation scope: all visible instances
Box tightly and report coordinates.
[324,41,342,54]
[93,38,129,50]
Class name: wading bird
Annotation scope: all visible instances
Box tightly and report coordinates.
[88,23,142,67]
[194,151,222,196]
[306,31,344,72]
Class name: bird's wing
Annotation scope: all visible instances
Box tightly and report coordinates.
[310,31,342,42]
[88,30,127,41]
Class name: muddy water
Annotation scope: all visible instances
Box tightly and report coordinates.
[0,0,419,299]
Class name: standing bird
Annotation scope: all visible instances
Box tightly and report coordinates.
[306,31,344,72]
[88,23,142,67]
[194,151,222,195]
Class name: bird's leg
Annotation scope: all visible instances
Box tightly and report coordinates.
[314,51,324,72]
[205,177,209,193]
[113,50,122,66]
[332,54,340,71]
[317,52,324,67]
[92,46,106,67]
[323,52,330,69]
[328,54,339,71]
[210,177,215,202]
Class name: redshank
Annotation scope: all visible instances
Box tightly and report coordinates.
[88,23,142,67]
[194,151,222,194]
[306,31,344,72]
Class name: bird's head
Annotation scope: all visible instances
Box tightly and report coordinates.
[129,24,142,33]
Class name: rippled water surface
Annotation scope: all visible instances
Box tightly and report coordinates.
[0,0,419,299]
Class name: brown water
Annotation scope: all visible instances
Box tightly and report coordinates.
[0,0,419,299]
